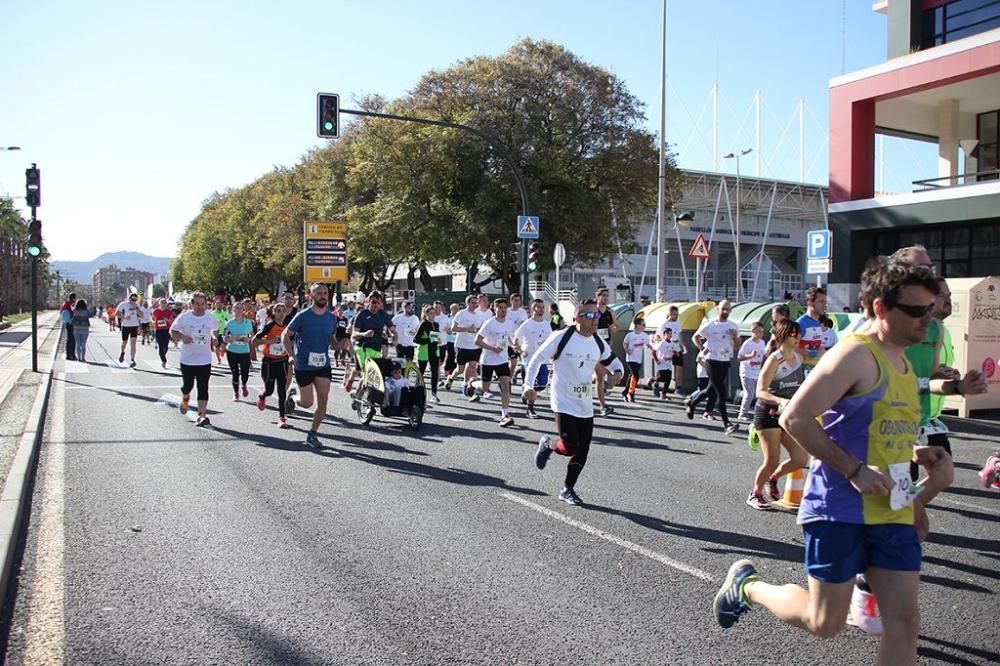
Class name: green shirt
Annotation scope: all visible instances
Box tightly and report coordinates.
[929,326,953,419]
[213,309,229,334]
[903,319,940,425]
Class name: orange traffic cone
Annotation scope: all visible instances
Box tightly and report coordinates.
[772,467,807,512]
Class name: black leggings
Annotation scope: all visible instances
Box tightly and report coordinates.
[689,360,731,426]
[554,412,595,489]
[443,342,457,374]
[418,357,439,395]
[181,363,212,402]
[227,351,251,394]
[622,361,642,395]
[261,357,289,417]
[155,330,170,363]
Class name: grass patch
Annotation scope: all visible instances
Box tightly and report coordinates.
[3,312,33,326]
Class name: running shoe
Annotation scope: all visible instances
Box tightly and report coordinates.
[195,415,210,428]
[445,378,454,391]
[559,487,583,506]
[469,393,480,403]
[482,391,495,400]
[285,388,297,415]
[430,394,440,404]
[725,424,739,435]
[745,491,771,511]
[257,393,266,411]
[766,477,780,501]
[344,376,354,392]
[702,412,716,421]
[713,559,760,629]
[686,402,695,420]
[277,416,288,429]
[847,576,883,635]
[526,408,538,419]
[499,414,514,427]
[535,436,552,469]
[980,454,1000,488]
[179,395,190,415]
[162,361,167,369]
[129,360,136,368]
[242,385,249,398]
[306,431,321,448]
[119,352,125,363]
[232,394,240,402]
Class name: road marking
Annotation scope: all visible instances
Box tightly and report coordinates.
[62,360,90,374]
[938,496,1000,517]
[103,360,134,373]
[499,492,714,582]
[157,393,200,423]
[23,361,66,663]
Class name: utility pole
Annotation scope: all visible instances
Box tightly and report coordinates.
[25,163,42,373]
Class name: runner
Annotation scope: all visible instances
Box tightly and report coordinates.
[736,322,766,422]
[138,299,152,346]
[649,328,681,400]
[514,298,553,419]
[116,293,142,367]
[444,295,481,394]
[282,283,341,448]
[212,300,229,364]
[223,302,254,401]
[796,287,827,361]
[745,320,808,510]
[549,303,565,331]
[392,300,420,361]
[169,293,216,427]
[253,302,290,428]
[473,297,516,426]
[414,304,442,404]
[621,317,651,403]
[151,297,175,368]
[656,305,688,396]
[346,290,394,394]
[713,260,960,663]
[818,316,838,350]
[923,277,956,466]
[434,301,455,382]
[524,299,614,506]
[106,304,117,331]
[594,287,619,416]
[506,293,529,382]
[686,299,740,434]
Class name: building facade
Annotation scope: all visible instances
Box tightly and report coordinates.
[828,0,1000,304]
[92,264,156,306]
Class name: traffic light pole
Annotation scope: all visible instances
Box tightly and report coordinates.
[338,108,532,302]
[29,205,38,373]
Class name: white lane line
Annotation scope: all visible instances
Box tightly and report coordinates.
[23,360,66,662]
[937,496,1000,517]
[103,360,134,374]
[499,492,714,582]
[62,361,90,374]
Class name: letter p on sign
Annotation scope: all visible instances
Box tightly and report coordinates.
[807,230,831,260]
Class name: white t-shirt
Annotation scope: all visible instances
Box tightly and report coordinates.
[652,339,681,370]
[696,353,710,379]
[695,319,739,362]
[524,329,613,419]
[506,307,529,331]
[514,317,552,361]
[452,308,481,350]
[170,312,216,366]
[819,327,838,350]
[117,301,142,327]
[738,338,767,379]
[435,313,452,344]
[623,331,650,363]
[139,305,152,324]
[256,308,269,327]
[656,319,682,343]
[477,316,515,367]
[392,313,420,348]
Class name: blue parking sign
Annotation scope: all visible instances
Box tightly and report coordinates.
[807,230,831,260]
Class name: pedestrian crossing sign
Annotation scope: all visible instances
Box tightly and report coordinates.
[517,215,540,239]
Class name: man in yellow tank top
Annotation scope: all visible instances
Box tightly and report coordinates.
[713,259,966,665]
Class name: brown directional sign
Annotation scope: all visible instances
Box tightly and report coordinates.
[303,221,348,282]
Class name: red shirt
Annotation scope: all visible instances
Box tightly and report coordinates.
[152,308,174,331]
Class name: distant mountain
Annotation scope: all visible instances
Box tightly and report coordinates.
[51,252,174,285]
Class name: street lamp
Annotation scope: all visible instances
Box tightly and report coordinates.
[1,146,21,151]
[723,148,752,302]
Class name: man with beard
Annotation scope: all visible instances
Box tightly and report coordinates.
[686,299,741,434]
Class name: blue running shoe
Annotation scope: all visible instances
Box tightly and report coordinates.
[559,487,583,506]
[713,559,760,629]
[535,436,553,469]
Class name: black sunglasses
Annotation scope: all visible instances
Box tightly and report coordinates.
[891,302,935,318]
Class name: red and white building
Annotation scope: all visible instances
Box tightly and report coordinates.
[828,0,1000,303]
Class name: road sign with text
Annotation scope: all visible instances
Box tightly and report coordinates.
[807,229,831,260]
[304,221,348,283]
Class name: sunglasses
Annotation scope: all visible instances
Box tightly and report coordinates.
[891,302,935,318]
[578,311,602,320]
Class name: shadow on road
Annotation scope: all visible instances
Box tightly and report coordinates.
[918,634,1000,665]
[581,502,803,563]
[209,606,326,666]
[923,554,1000,581]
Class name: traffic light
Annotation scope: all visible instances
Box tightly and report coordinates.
[317,93,340,138]
[527,242,541,273]
[25,164,40,208]
[27,220,42,257]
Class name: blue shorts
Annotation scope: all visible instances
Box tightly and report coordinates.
[533,363,550,390]
[802,522,921,584]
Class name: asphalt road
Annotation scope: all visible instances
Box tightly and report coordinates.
[3,324,998,665]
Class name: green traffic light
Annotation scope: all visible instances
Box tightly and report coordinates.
[27,245,42,257]
[528,261,538,272]
[324,121,334,131]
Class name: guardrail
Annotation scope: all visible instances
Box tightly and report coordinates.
[529,281,578,305]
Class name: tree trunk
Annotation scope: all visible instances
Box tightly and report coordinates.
[418,265,435,292]
[406,264,417,291]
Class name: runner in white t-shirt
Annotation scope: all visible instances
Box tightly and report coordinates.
[473,298,516,426]
[444,295,482,394]
[656,305,689,395]
[506,293,529,381]
[524,298,614,506]
[650,328,682,399]
[737,322,767,421]
[621,319,651,402]
[514,298,553,419]
[392,301,420,361]
[687,300,741,434]
[169,292,217,427]
[116,294,143,367]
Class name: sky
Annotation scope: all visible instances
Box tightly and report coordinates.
[0,1,931,262]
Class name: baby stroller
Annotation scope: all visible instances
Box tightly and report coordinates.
[351,357,426,430]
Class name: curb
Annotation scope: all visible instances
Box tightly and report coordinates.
[0,322,63,605]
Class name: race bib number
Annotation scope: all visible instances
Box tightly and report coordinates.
[597,329,610,341]
[430,332,440,343]
[157,319,167,327]
[268,342,285,356]
[308,352,327,368]
[193,334,209,346]
[888,463,923,511]
[570,382,592,399]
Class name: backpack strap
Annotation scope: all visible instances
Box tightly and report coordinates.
[551,328,577,361]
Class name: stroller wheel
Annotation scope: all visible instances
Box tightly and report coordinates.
[408,406,423,430]
[357,399,376,425]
